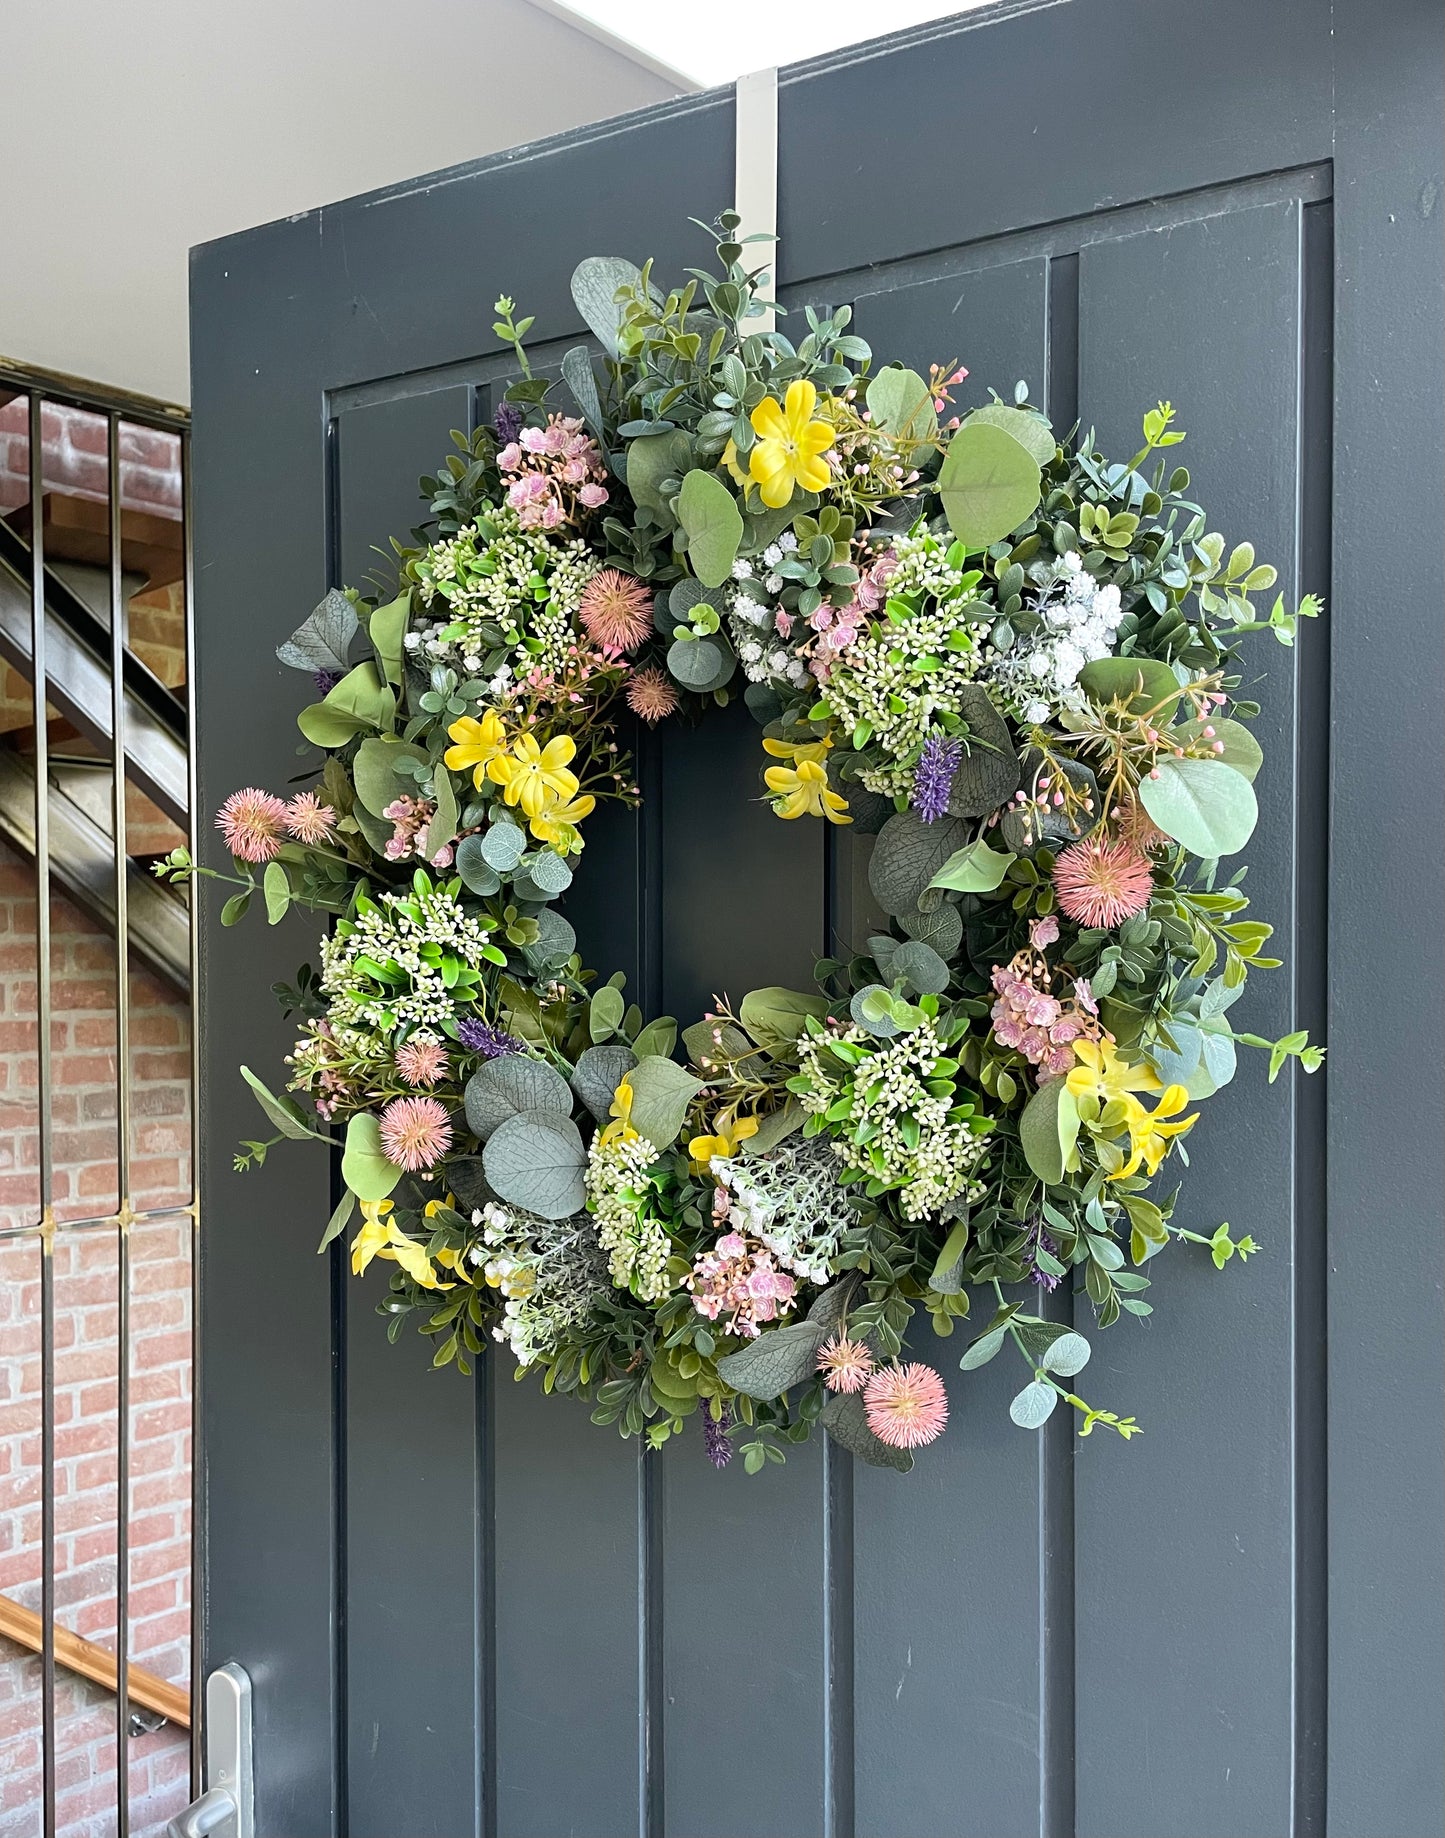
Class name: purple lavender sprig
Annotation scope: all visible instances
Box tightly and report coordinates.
[1024,1216,1062,1291]
[702,1404,733,1470]
[911,734,962,824]
[492,401,524,445]
[458,1019,522,1060]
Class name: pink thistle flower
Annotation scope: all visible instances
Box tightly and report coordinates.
[626,666,679,725]
[378,1095,453,1172]
[283,791,336,846]
[395,1038,448,1088]
[863,1362,950,1449]
[1113,796,1167,853]
[580,569,652,655]
[1053,837,1155,930]
[216,788,288,863]
[817,1334,875,1395]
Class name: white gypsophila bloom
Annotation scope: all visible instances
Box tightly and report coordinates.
[985,550,1125,723]
[586,1131,672,1302]
[796,1021,989,1221]
[732,558,754,580]
[778,531,799,553]
[319,882,493,1040]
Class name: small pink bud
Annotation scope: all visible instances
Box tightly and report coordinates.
[1212,741,1225,754]
[1149,768,1161,780]
[1203,725,1215,737]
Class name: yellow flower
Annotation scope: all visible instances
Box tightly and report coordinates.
[1065,1038,1161,1108]
[487,732,581,818]
[444,710,509,790]
[527,786,596,850]
[688,1108,760,1174]
[748,380,836,509]
[1114,1084,1199,1181]
[350,1199,454,1289]
[721,438,751,494]
[762,734,833,767]
[600,1076,637,1146]
[764,757,852,824]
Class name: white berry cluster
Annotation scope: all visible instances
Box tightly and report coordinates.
[988,550,1123,725]
[405,508,597,680]
[585,1130,672,1302]
[318,882,494,1039]
[797,1021,989,1221]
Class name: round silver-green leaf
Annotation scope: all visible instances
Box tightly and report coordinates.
[464,1055,573,1142]
[482,1111,587,1220]
[1139,755,1258,857]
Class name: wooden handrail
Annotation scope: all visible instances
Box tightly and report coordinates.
[0,1591,191,1729]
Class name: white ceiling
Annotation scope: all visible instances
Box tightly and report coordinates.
[0,0,683,406]
[536,0,989,86]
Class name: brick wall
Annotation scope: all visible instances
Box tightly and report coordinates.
[0,836,193,1838]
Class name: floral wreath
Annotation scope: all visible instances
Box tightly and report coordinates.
[167,215,1322,1474]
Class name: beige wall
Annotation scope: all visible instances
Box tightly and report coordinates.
[0,0,683,405]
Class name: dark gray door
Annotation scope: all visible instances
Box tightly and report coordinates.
[190,4,1444,1834]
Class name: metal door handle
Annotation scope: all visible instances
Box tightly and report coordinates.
[166,1662,253,1838]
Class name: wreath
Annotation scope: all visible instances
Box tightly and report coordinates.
[169,214,1322,1474]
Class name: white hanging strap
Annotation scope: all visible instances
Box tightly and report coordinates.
[733,67,779,334]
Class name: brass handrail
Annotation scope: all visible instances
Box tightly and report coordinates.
[0,1589,191,1729]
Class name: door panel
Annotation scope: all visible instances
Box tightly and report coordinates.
[190,5,1444,1835]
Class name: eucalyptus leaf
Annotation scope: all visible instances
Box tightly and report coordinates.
[297,662,394,749]
[631,1018,677,1060]
[929,836,1015,893]
[898,901,963,958]
[625,1054,704,1149]
[1173,717,1263,782]
[1077,656,1180,712]
[342,1112,404,1202]
[561,344,604,433]
[454,834,502,897]
[717,1319,828,1400]
[421,766,458,857]
[1019,1077,1080,1185]
[1009,1380,1058,1429]
[738,986,829,1049]
[868,810,968,917]
[569,1044,638,1123]
[947,683,1021,816]
[464,1054,572,1141]
[569,255,647,356]
[937,421,1042,549]
[742,1101,806,1158]
[1040,1331,1091,1377]
[627,430,691,517]
[1139,756,1258,857]
[890,939,951,996]
[589,985,626,1042]
[667,633,735,693]
[276,588,357,675]
[483,1111,587,1220]
[352,737,429,817]
[964,401,1056,466]
[819,1390,913,1471]
[676,469,744,588]
[865,366,937,457]
[368,594,409,688]
[479,822,527,872]
[521,908,577,974]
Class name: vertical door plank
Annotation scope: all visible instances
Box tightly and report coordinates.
[1073,201,1307,1838]
[336,386,489,1838]
[844,258,1055,1838]
[193,216,346,1838]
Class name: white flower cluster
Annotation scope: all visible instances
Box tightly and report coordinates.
[405,508,597,682]
[725,533,812,692]
[319,884,493,1039]
[713,1132,854,1286]
[585,1131,672,1302]
[884,524,978,603]
[796,1021,990,1221]
[989,551,1123,725]
[470,1201,610,1369]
